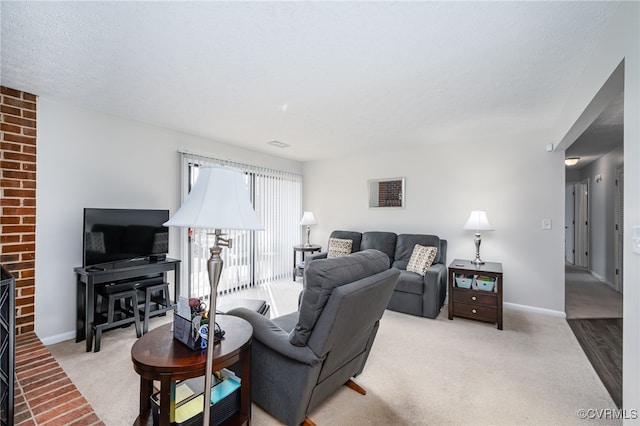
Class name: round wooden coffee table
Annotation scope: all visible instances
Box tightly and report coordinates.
[131,315,252,426]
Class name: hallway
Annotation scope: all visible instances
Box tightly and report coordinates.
[565,264,622,319]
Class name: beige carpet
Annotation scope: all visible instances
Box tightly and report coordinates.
[48,284,618,426]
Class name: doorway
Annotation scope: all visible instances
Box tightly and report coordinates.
[614,166,624,293]
[575,179,589,269]
[562,71,624,410]
[565,184,575,264]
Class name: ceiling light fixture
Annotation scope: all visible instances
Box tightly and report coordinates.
[268,140,290,148]
[565,157,580,166]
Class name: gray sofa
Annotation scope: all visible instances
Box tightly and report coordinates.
[309,230,448,319]
[228,250,400,426]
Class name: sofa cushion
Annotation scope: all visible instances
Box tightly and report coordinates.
[327,237,353,258]
[361,232,397,266]
[406,244,438,276]
[395,270,425,295]
[329,230,362,253]
[290,249,390,346]
[393,234,442,270]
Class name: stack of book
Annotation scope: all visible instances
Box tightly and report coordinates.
[151,368,241,426]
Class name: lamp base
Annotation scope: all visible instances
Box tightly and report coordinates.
[471,233,485,266]
[304,226,312,247]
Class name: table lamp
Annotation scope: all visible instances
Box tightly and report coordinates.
[463,210,494,265]
[164,164,263,425]
[299,211,317,247]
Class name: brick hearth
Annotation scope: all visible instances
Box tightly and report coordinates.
[14,333,103,426]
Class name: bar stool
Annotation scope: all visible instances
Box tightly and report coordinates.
[138,282,173,334]
[92,286,141,352]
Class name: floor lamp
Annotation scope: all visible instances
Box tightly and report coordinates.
[164,165,263,425]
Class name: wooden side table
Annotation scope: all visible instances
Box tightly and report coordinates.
[448,259,503,330]
[292,244,322,281]
[131,315,252,426]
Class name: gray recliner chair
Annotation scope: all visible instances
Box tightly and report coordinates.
[228,249,400,426]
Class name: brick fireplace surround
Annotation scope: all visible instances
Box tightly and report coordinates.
[2,86,102,424]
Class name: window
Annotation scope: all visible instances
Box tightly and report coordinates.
[178,153,302,299]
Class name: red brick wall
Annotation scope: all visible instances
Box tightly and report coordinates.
[378,180,403,207]
[1,86,37,335]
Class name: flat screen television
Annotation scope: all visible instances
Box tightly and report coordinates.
[83,208,169,267]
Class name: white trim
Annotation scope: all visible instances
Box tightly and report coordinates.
[39,330,76,346]
[590,270,617,292]
[504,302,566,318]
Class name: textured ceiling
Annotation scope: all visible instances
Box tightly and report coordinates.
[0,1,620,162]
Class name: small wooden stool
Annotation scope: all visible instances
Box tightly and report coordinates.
[138,282,173,334]
[92,287,141,352]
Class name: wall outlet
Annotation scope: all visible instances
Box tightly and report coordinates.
[542,219,552,230]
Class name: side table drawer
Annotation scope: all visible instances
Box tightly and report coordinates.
[452,302,497,323]
[452,289,496,306]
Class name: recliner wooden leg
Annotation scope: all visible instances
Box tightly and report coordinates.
[345,379,366,395]
[302,417,317,426]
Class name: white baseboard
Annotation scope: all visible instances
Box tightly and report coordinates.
[39,330,76,346]
[504,302,566,318]
[589,270,617,291]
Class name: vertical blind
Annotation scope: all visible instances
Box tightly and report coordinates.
[179,152,302,299]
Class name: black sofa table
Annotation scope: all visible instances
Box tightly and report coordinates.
[74,257,181,352]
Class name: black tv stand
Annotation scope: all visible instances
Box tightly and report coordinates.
[74,257,181,352]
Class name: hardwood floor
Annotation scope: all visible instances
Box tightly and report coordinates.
[567,318,622,408]
[565,264,622,408]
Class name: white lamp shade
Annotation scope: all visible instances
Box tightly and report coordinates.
[299,211,317,226]
[463,210,494,231]
[164,165,263,230]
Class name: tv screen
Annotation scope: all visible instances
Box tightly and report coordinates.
[83,208,169,267]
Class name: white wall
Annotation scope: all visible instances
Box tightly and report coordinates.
[552,2,639,417]
[304,132,566,313]
[35,99,302,343]
[580,145,623,286]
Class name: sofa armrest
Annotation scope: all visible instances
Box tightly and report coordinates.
[306,252,328,263]
[421,263,448,318]
[226,307,323,366]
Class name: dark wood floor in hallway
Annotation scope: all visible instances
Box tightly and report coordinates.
[565,264,622,408]
[567,318,622,408]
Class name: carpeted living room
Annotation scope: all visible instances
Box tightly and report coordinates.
[45,280,616,425]
[1,1,639,426]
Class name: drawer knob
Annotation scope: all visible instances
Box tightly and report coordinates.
[472,309,477,314]
[471,296,477,301]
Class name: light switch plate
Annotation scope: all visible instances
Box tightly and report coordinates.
[542,219,552,230]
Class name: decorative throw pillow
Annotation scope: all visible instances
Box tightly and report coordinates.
[327,237,353,258]
[85,232,106,253]
[152,232,169,253]
[406,244,438,276]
